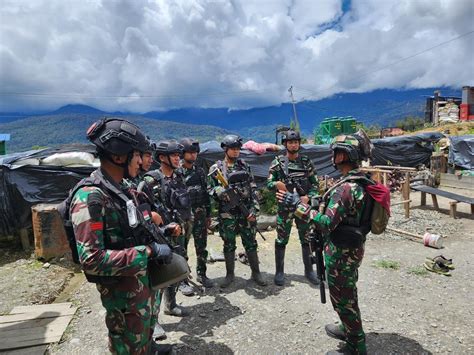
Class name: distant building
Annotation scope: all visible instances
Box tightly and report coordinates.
[0,134,11,155]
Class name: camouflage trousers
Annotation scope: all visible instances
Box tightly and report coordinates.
[184,207,209,275]
[324,241,366,354]
[275,208,311,247]
[218,215,258,253]
[96,274,155,355]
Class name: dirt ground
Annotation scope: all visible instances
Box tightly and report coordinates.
[1,189,473,354]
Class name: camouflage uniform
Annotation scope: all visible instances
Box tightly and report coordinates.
[208,159,259,253]
[267,155,319,246]
[308,170,369,354]
[178,164,211,276]
[144,169,191,310]
[70,174,153,355]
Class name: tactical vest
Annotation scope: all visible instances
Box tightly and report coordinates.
[60,169,154,284]
[218,159,252,214]
[278,156,312,196]
[327,177,374,249]
[145,170,191,222]
[183,167,208,208]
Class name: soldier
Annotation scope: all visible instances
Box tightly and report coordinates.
[267,130,319,286]
[208,134,267,287]
[178,138,214,288]
[123,137,168,343]
[144,140,193,316]
[69,118,174,354]
[277,130,376,355]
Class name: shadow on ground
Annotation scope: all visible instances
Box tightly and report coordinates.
[367,332,433,354]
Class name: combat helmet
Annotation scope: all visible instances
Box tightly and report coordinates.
[87,118,148,156]
[221,135,243,149]
[330,129,373,165]
[155,140,184,156]
[281,130,301,144]
[180,138,200,153]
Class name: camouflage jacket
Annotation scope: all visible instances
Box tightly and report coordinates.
[208,158,259,217]
[310,170,367,235]
[70,169,149,278]
[177,163,211,216]
[267,154,319,198]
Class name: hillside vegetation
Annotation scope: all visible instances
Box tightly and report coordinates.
[0,114,235,153]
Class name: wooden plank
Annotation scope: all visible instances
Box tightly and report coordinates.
[10,303,73,314]
[0,309,76,324]
[412,185,474,204]
[0,316,72,350]
[19,229,30,251]
[0,344,48,355]
[0,315,71,330]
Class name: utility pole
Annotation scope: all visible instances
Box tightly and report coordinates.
[288,86,300,132]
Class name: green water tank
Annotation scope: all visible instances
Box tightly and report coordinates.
[341,117,357,134]
[327,118,342,136]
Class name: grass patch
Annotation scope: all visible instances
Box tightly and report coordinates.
[28,260,44,270]
[407,266,429,276]
[372,259,400,270]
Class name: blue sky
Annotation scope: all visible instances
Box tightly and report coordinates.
[0,0,472,112]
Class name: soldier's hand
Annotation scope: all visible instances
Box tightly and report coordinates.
[247,213,256,222]
[151,211,163,226]
[275,181,287,192]
[148,242,173,264]
[206,217,212,230]
[300,195,309,204]
[276,190,301,210]
[165,222,181,237]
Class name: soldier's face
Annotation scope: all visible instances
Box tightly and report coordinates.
[169,152,181,168]
[286,140,300,153]
[141,152,153,172]
[184,151,197,163]
[226,147,240,159]
[128,151,143,178]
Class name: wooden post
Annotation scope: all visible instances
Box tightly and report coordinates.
[471,204,474,215]
[449,202,457,218]
[402,173,410,218]
[383,172,387,187]
[19,228,30,251]
[420,191,426,206]
[432,194,439,210]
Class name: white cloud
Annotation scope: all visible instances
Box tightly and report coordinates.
[0,0,472,112]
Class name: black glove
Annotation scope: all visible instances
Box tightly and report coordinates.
[281,191,301,211]
[149,242,173,264]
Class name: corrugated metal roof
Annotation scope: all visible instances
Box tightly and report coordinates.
[0,134,11,141]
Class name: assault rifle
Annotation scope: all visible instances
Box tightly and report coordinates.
[283,170,308,196]
[215,168,266,241]
[309,228,326,304]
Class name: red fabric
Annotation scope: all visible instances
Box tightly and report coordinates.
[242,140,267,155]
[366,183,391,216]
[90,221,104,231]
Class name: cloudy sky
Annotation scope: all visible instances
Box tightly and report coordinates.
[1,0,473,112]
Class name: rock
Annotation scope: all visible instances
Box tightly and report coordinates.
[70,338,81,345]
[431,323,438,328]
[43,262,51,269]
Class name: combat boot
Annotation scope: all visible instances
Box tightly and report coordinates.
[274,244,286,286]
[197,274,215,288]
[247,250,267,286]
[163,286,190,317]
[325,323,346,341]
[220,252,235,288]
[150,342,173,355]
[152,323,167,341]
[302,243,319,285]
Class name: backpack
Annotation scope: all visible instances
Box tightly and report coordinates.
[323,175,390,235]
[58,176,101,264]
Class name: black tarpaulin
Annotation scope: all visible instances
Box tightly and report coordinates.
[448,135,474,170]
[371,132,444,167]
